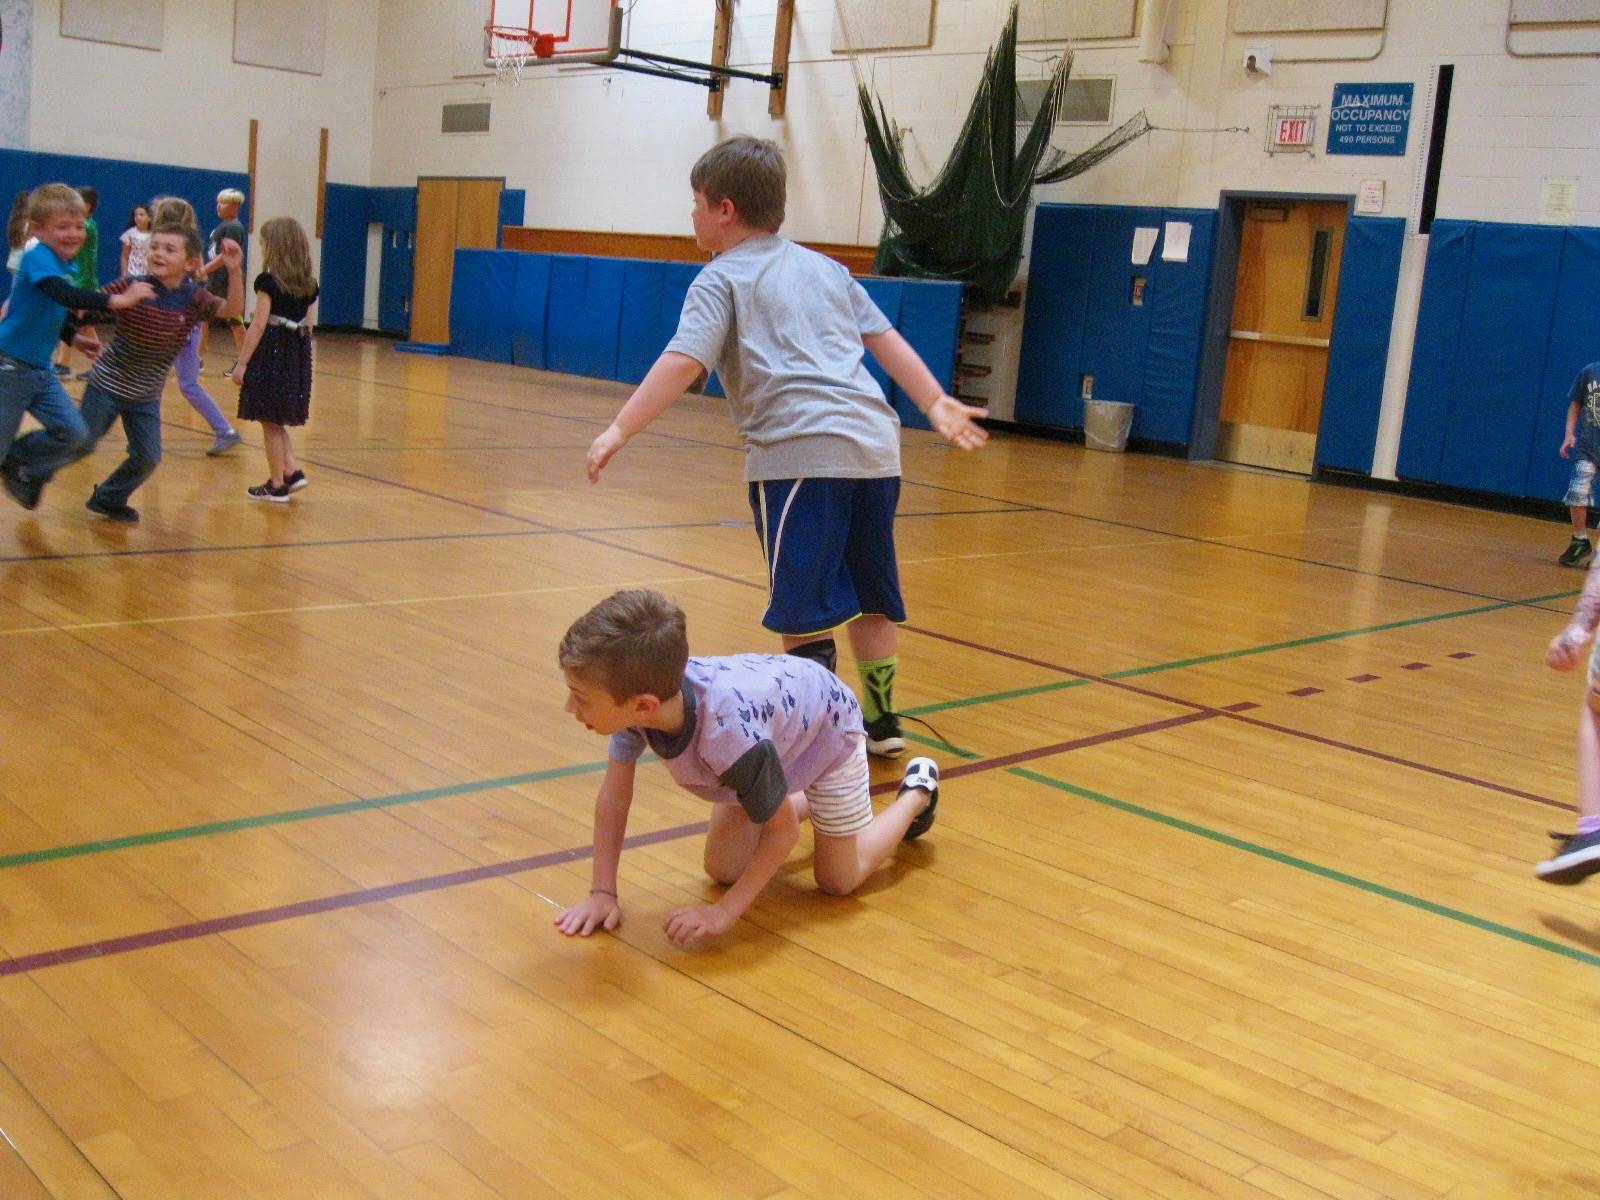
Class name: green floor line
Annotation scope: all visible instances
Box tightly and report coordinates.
[1,586,1571,871]
[0,760,613,869]
[1108,588,1578,680]
[1007,766,1600,970]
[905,678,1089,717]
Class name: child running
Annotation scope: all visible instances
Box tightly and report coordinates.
[1539,564,1600,882]
[584,136,987,758]
[0,184,152,509]
[4,223,242,521]
[150,195,241,455]
[555,589,941,946]
[231,217,318,502]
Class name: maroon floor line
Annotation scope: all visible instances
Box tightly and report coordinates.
[905,625,1572,813]
[0,710,1231,977]
[0,823,707,978]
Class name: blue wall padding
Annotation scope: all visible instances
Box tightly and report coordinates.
[544,255,624,380]
[1017,203,1214,444]
[892,279,963,432]
[499,190,525,244]
[511,252,552,368]
[0,147,247,302]
[446,248,962,429]
[1437,225,1563,495]
[1397,221,1474,483]
[319,183,370,328]
[1317,216,1405,473]
[1081,206,1160,409]
[1141,208,1217,444]
[858,277,906,422]
[1393,218,1600,501]
[1526,227,1600,501]
[616,261,672,384]
[1016,205,1096,427]
[449,248,519,362]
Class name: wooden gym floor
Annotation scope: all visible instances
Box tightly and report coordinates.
[0,333,1595,1198]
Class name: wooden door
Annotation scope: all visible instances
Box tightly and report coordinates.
[1218,200,1348,473]
[410,177,504,344]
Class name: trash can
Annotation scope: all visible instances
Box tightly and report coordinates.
[1083,399,1134,452]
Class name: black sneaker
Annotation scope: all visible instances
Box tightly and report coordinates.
[1537,829,1600,884]
[247,480,292,503]
[900,757,940,841]
[85,494,139,523]
[1,462,42,510]
[864,712,906,758]
[1560,536,1593,568]
[283,469,308,492]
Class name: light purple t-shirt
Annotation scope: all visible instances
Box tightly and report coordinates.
[609,654,864,820]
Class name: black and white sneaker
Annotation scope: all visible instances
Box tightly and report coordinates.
[1560,536,1593,568]
[247,480,292,503]
[865,712,906,758]
[1537,829,1600,884]
[283,469,308,492]
[900,757,940,841]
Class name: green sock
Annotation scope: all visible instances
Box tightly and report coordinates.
[856,655,897,722]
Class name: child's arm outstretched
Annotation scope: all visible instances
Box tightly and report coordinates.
[664,795,800,947]
[216,239,245,320]
[863,328,989,450]
[554,758,636,936]
[1550,565,1600,670]
[585,351,705,482]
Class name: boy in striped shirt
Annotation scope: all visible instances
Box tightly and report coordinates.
[5,222,242,520]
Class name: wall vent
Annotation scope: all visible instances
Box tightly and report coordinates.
[1016,77,1114,126]
[442,101,491,134]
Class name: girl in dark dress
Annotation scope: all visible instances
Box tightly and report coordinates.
[233,217,318,501]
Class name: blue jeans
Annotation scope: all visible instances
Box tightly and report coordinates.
[0,350,89,476]
[78,382,163,507]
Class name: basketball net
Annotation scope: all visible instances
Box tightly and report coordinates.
[487,27,534,86]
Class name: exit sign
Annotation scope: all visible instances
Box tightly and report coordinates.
[1273,116,1315,147]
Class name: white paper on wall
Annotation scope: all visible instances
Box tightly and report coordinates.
[1161,221,1191,262]
[1132,226,1158,265]
[1541,178,1579,224]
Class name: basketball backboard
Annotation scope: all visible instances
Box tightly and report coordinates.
[483,0,621,71]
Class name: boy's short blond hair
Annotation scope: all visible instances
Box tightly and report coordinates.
[559,589,689,702]
[29,183,87,224]
[690,136,785,232]
[217,188,245,207]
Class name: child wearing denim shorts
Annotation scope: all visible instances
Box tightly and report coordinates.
[1558,361,1600,567]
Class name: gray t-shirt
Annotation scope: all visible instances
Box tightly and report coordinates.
[665,234,900,482]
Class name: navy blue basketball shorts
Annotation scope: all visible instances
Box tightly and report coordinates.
[748,476,907,637]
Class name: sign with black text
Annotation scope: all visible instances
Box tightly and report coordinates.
[1326,83,1413,156]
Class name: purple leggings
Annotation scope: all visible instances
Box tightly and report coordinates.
[173,325,234,436]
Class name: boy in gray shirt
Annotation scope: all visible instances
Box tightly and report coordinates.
[585,136,988,756]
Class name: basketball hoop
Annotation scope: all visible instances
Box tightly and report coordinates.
[486,24,537,85]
